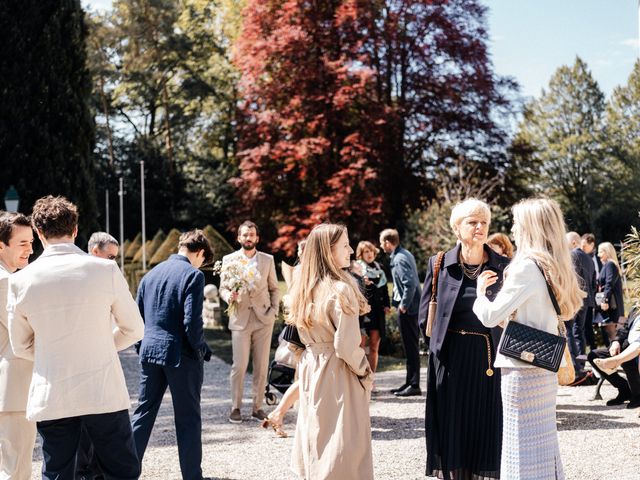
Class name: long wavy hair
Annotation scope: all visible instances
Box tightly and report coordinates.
[510,198,584,320]
[287,224,367,330]
[598,242,621,275]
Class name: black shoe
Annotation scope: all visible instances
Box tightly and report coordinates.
[626,396,640,409]
[394,385,422,397]
[606,392,631,406]
[390,383,408,394]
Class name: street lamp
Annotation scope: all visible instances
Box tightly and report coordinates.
[4,186,19,212]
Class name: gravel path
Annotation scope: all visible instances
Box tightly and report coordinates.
[30,349,640,479]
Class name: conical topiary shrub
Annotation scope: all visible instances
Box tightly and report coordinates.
[203,225,234,263]
[149,228,181,266]
[132,229,166,264]
[125,232,142,261]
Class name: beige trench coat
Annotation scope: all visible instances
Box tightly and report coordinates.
[291,283,374,480]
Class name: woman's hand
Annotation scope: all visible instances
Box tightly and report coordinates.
[477,270,498,297]
[601,301,609,312]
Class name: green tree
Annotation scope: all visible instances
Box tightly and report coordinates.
[513,57,608,232]
[0,0,98,242]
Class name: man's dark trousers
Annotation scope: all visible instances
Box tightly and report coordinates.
[131,355,204,480]
[37,409,139,480]
[588,348,640,396]
[397,312,420,387]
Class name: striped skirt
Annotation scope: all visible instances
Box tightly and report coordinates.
[500,368,564,480]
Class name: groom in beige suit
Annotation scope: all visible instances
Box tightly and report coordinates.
[220,221,279,423]
[7,196,144,479]
[0,211,35,480]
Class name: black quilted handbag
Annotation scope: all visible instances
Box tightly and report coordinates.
[282,323,305,349]
[498,262,566,372]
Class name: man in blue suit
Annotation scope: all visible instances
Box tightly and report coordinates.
[380,229,422,397]
[131,229,214,480]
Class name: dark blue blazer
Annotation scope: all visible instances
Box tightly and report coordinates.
[571,247,596,307]
[136,254,212,367]
[390,246,421,315]
[418,244,510,359]
[599,261,625,317]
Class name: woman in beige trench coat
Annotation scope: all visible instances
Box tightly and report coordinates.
[288,223,374,480]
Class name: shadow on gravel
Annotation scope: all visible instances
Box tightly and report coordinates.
[371,395,425,405]
[556,411,638,430]
[371,416,424,440]
[556,403,635,412]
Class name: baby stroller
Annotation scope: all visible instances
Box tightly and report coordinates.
[264,332,297,405]
[264,360,296,405]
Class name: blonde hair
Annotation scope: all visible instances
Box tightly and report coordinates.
[510,198,584,320]
[487,232,514,258]
[356,240,380,260]
[449,198,491,231]
[598,242,621,275]
[288,224,367,330]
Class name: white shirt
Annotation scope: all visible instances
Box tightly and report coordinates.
[473,258,563,369]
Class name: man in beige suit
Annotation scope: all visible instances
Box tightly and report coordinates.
[0,211,35,480]
[7,196,144,480]
[220,221,280,423]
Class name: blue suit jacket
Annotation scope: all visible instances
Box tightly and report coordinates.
[136,254,212,367]
[390,246,422,315]
[571,247,596,307]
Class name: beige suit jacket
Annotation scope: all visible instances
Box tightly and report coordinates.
[0,261,33,412]
[219,250,280,331]
[7,243,144,421]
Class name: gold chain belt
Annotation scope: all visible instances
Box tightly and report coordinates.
[447,329,494,377]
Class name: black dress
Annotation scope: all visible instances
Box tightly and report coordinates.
[358,260,390,333]
[425,269,502,480]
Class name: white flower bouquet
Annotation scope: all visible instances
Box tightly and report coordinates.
[213,257,261,314]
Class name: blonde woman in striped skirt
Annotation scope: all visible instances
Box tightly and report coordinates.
[472,198,584,480]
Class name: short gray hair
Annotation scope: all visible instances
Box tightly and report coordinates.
[88,231,119,253]
[449,198,491,231]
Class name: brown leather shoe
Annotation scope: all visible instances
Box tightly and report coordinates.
[252,409,268,421]
[229,408,242,423]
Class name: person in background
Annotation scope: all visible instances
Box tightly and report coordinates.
[88,231,119,260]
[419,198,506,480]
[565,231,596,383]
[220,221,280,424]
[356,241,390,393]
[487,232,514,258]
[131,229,214,480]
[75,232,121,480]
[596,242,625,346]
[379,229,422,397]
[588,307,640,408]
[474,198,583,480]
[581,233,601,351]
[289,223,373,479]
[0,211,35,480]
[8,195,144,479]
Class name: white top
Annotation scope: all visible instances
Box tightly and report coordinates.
[473,258,563,369]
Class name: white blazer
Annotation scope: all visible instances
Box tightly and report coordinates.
[473,258,562,369]
[7,243,144,421]
[0,261,33,412]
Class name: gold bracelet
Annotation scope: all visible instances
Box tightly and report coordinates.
[447,329,494,377]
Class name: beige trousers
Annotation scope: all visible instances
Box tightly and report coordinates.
[230,311,274,411]
[0,411,37,480]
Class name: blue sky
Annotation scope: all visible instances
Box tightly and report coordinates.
[83,0,639,99]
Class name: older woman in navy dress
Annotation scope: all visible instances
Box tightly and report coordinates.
[419,199,509,480]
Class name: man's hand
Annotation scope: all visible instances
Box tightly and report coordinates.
[601,301,609,311]
[609,340,621,357]
[399,306,407,314]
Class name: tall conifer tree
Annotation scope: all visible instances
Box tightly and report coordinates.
[0,0,97,241]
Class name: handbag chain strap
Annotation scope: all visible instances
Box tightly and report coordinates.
[430,251,446,301]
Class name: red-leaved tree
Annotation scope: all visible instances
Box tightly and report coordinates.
[234,0,514,255]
